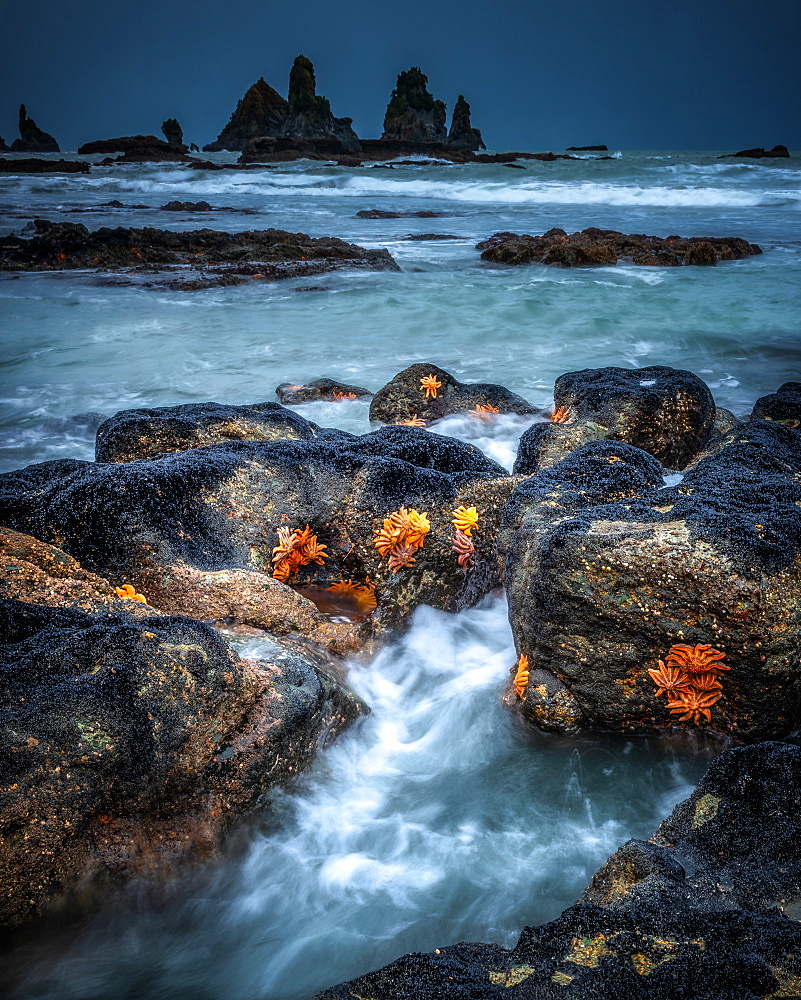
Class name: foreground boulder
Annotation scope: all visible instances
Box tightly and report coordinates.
[477,228,761,267]
[0,428,513,629]
[0,219,399,287]
[316,741,801,999]
[369,363,538,425]
[10,104,59,153]
[0,599,363,929]
[514,366,717,472]
[504,421,801,740]
[382,67,447,143]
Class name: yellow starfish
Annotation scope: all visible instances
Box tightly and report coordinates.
[420,374,442,398]
[373,507,430,572]
[513,653,529,698]
[115,583,147,603]
[452,505,479,536]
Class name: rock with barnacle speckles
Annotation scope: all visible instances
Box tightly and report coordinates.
[503,421,801,739]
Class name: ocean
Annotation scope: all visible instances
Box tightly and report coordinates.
[1,149,799,998]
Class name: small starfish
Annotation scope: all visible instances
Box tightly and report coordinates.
[647,661,692,698]
[327,579,377,608]
[513,653,529,698]
[420,374,442,398]
[387,543,417,573]
[332,391,357,400]
[469,403,500,419]
[666,688,722,725]
[452,529,475,569]
[115,583,147,603]
[665,643,728,675]
[551,405,572,424]
[452,505,479,536]
[373,507,430,571]
[690,671,724,692]
[396,415,427,427]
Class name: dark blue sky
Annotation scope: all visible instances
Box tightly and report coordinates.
[2,0,798,151]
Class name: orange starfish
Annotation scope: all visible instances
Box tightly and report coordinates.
[646,662,692,698]
[420,374,442,398]
[469,403,500,419]
[452,529,475,569]
[327,579,377,609]
[332,391,357,400]
[551,405,572,424]
[666,688,722,725]
[665,643,728,674]
[452,505,479,536]
[115,583,147,603]
[513,653,529,698]
[272,524,328,582]
[373,507,429,572]
[396,415,427,427]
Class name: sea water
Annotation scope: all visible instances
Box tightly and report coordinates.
[1,150,799,997]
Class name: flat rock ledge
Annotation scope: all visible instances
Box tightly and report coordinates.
[0,219,399,290]
[315,741,801,1000]
[477,228,761,267]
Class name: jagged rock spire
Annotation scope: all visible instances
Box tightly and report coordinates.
[12,104,59,153]
[382,67,447,143]
[203,78,289,152]
[448,95,485,151]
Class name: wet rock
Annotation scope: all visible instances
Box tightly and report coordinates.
[0,158,89,174]
[566,144,609,151]
[722,145,790,158]
[475,151,577,163]
[161,117,185,148]
[160,200,213,212]
[358,139,475,163]
[370,363,538,425]
[356,209,444,219]
[0,219,400,283]
[276,378,372,404]
[477,228,761,267]
[95,400,319,463]
[203,77,290,152]
[10,104,59,153]
[316,742,801,1000]
[0,429,512,629]
[751,381,801,429]
[239,135,357,163]
[0,598,364,929]
[447,95,485,151]
[403,233,462,240]
[382,67,447,143]
[503,421,801,739]
[77,134,192,161]
[514,366,717,472]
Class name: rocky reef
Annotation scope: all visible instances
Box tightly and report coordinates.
[382,67,448,144]
[722,145,790,158]
[477,228,762,267]
[316,741,801,999]
[10,104,59,153]
[0,158,89,173]
[77,133,193,161]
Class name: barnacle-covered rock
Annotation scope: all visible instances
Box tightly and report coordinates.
[315,742,801,999]
[0,598,364,929]
[751,381,801,429]
[514,365,717,472]
[0,426,514,629]
[96,401,318,462]
[503,421,801,739]
[276,377,372,404]
[369,363,538,425]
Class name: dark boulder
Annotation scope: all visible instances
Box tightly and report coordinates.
[503,421,801,739]
[203,77,290,152]
[161,117,185,149]
[160,200,213,211]
[722,145,790,158]
[315,742,801,999]
[356,208,443,219]
[10,104,59,153]
[514,366,717,472]
[95,400,319,463]
[382,67,447,144]
[751,381,801,429]
[475,151,577,163]
[239,135,357,163]
[0,158,89,174]
[477,228,761,268]
[447,95,485,151]
[370,363,538,426]
[77,134,191,161]
[276,378,372,404]
[358,138,474,163]
[0,598,364,929]
[566,144,609,151]
[279,55,361,152]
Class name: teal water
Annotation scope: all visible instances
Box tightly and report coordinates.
[1,150,799,997]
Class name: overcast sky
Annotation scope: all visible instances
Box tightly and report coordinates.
[2,0,798,151]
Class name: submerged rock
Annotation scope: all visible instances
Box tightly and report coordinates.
[370,363,538,425]
[477,228,761,267]
[447,95,485,151]
[503,421,801,740]
[11,104,59,153]
[204,77,290,152]
[315,741,801,999]
[0,598,364,929]
[514,366,717,472]
[382,67,447,144]
[276,378,372,404]
[0,219,400,286]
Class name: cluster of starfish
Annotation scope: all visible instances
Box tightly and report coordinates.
[513,653,529,698]
[272,525,328,582]
[115,583,147,603]
[451,505,479,568]
[396,414,427,427]
[469,403,500,420]
[647,643,729,725]
[419,374,442,399]
[332,391,357,401]
[327,578,377,609]
[373,507,430,573]
[551,405,572,424]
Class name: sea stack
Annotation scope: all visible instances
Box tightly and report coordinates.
[203,77,290,152]
[11,105,60,153]
[279,55,360,151]
[447,95,485,150]
[161,118,186,150]
[382,67,447,143]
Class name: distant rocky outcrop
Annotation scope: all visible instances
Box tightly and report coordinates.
[160,117,186,149]
[77,134,192,161]
[722,145,789,158]
[382,67,447,144]
[0,137,7,152]
[567,144,608,151]
[447,95,485,151]
[0,158,89,174]
[280,55,360,151]
[10,104,59,153]
[204,77,290,152]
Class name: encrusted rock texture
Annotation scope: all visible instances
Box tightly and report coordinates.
[369,363,539,425]
[275,378,372,404]
[503,420,801,739]
[315,741,801,999]
[477,227,761,267]
[0,598,364,929]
